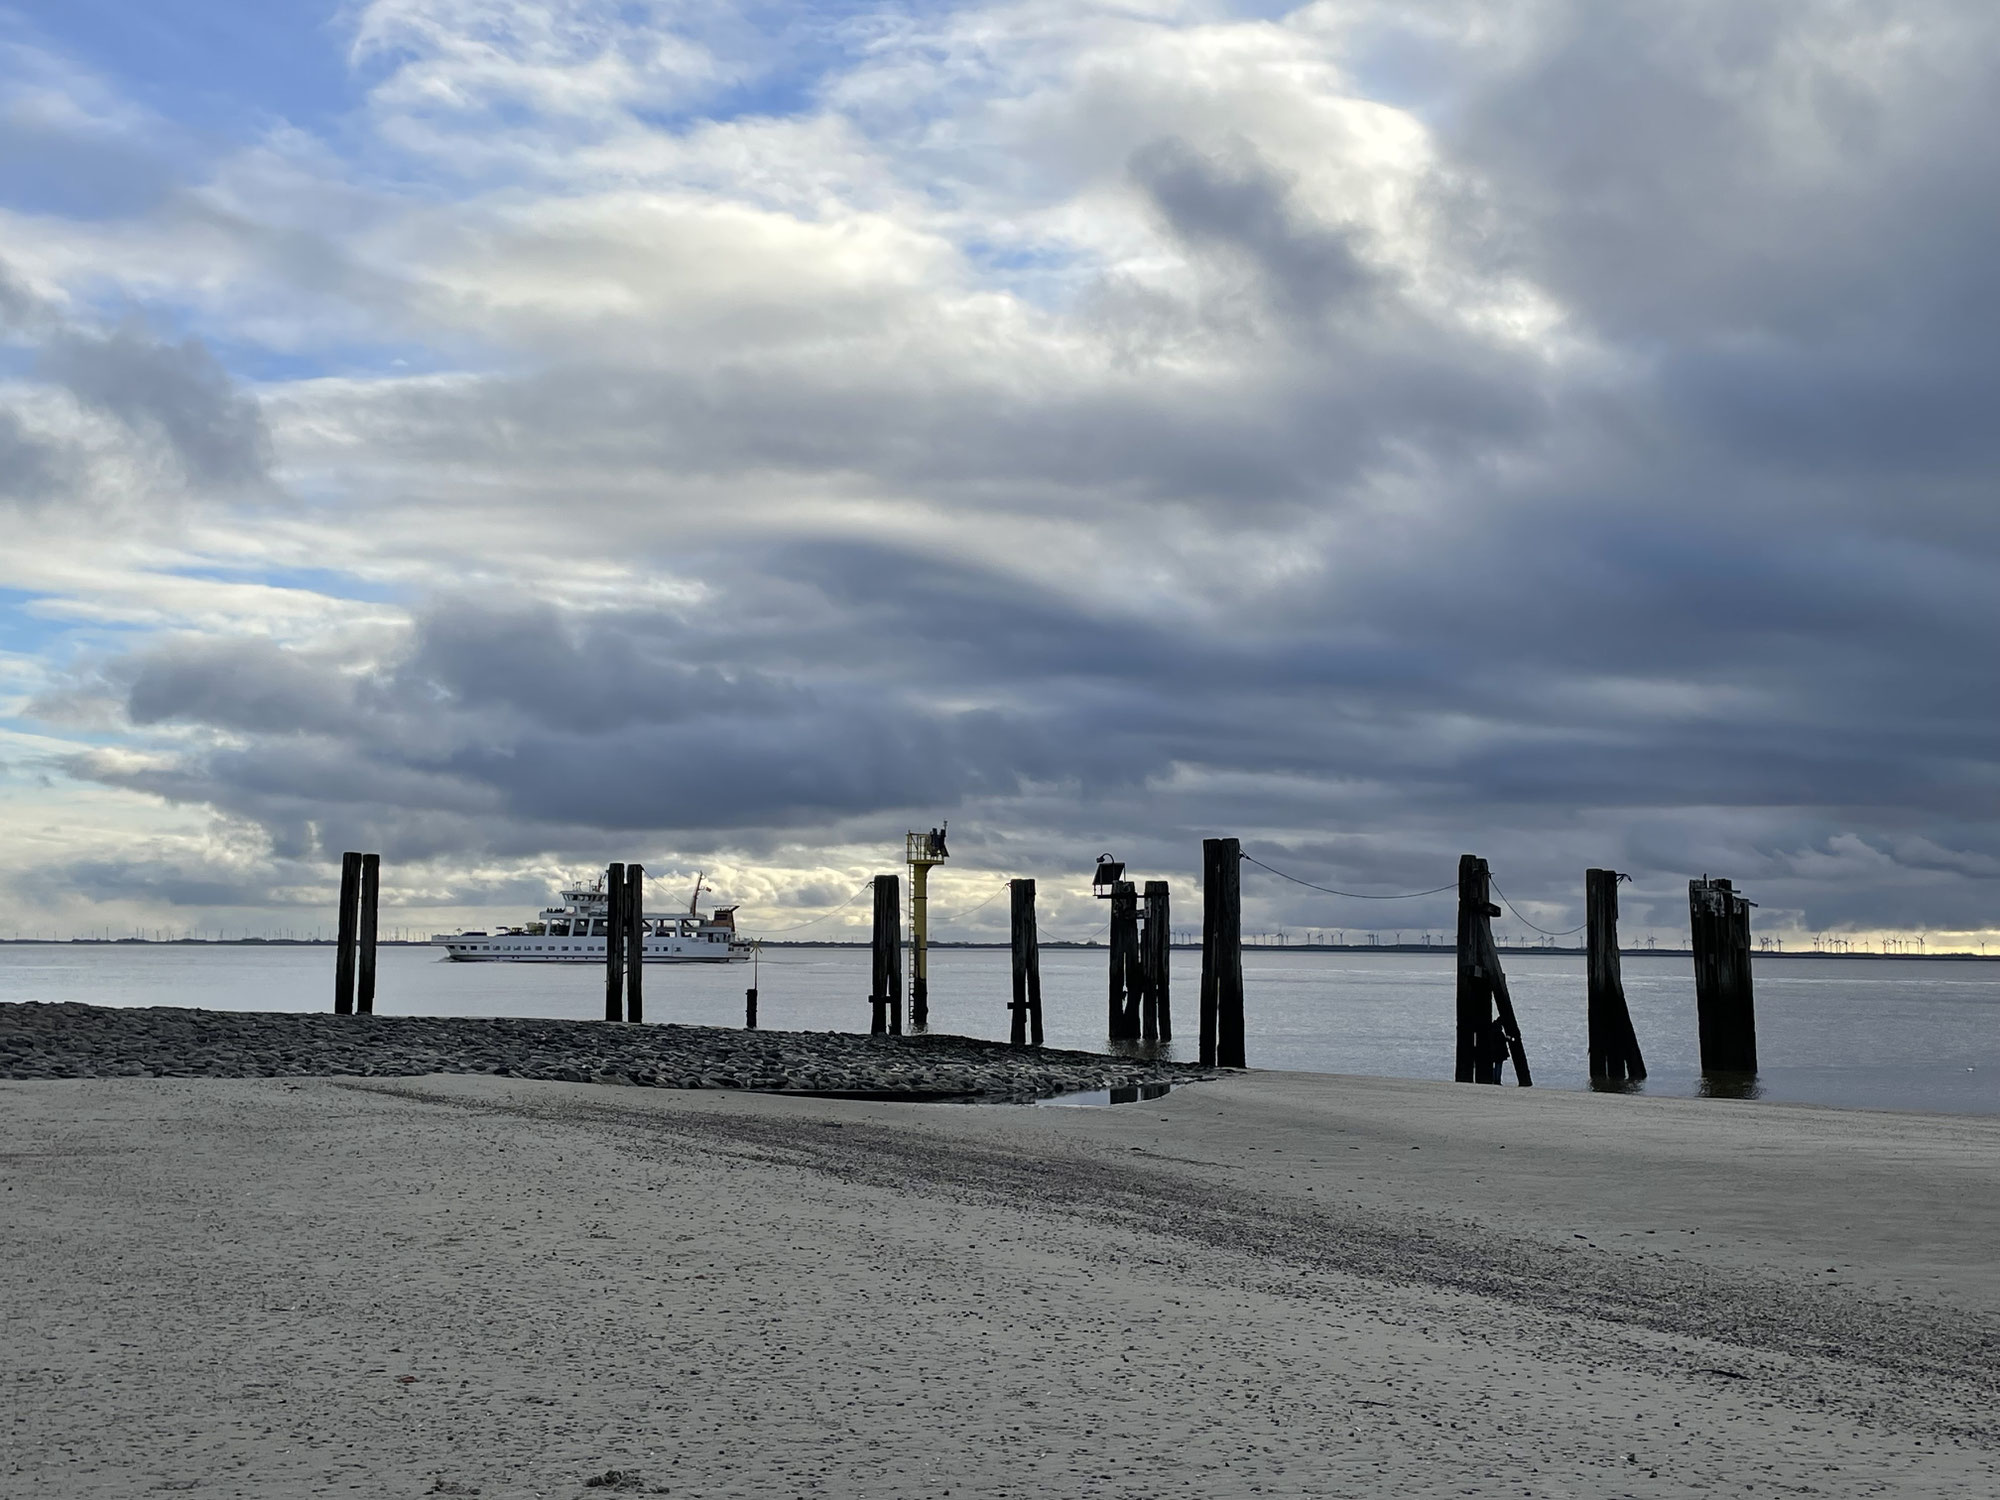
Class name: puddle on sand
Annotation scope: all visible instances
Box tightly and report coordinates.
[1037,1081,1178,1108]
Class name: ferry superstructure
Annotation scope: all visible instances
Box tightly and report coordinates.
[432,874,749,963]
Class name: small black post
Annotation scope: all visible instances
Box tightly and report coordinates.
[1201,838,1244,1068]
[1109,881,1139,1039]
[1690,877,1757,1075]
[605,862,625,1024]
[334,851,361,1015]
[1143,880,1170,1041]
[1586,869,1646,1081]
[871,874,902,1036]
[356,853,380,1015]
[625,863,645,1024]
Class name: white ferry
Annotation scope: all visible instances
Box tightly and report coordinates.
[432,874,749,963]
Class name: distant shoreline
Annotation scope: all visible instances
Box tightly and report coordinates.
[1,937,1990,960]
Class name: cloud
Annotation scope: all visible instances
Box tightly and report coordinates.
[7,1,2000,942]
[38,323,271,489]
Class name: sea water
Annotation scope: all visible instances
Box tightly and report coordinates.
[3,943,1996,1117]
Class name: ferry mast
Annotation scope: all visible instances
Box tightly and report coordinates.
[906,826,949,1028]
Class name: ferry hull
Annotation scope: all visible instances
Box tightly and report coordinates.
[435,939,748,964]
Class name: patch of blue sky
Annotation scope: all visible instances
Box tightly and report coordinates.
[0,590,82,657]
[206,337,462,387]
[4,1,371,141]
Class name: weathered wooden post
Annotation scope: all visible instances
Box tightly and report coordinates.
[745,987,758,1029]
[1586,869,1646,1080]
[1142,880,1171,1041]
[625,863,645,1024]
[1009,878,1043,1047]
[1455,855,1533,1085]
[1200,838,1244,1068]
[870,874,902,1036]
[356,853,380,1015]
[1689,877,1758,1074]
[333,850,361,1015]
[1108,881,1140,1039]
[604,862,625,1024]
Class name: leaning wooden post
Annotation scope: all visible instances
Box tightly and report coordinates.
[1690,877,1758,1074]
[1108,881,1139,1039]
[356,853,380,1015]
[1147,881,1172,1041]
[1476,913,1533,1086]
[604,862,626,1023]
[1455,855,1529,1083]
[1201,838,1244,1068]
[1586,869,1646,1080]
[871,874,902,1036]
[333,851,362,1015]
[1009,879,1042,1048]
[625,863,645,1024]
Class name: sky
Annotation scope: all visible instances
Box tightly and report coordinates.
[3,0,2000,948]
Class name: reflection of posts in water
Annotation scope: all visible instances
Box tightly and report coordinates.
[1009,879,1043,1047]
[625,863,645,1024]
[1586,868,1646,1080]
[1690,877,1757,1075]
[871,874,902,1036]
[605,862,626,1024]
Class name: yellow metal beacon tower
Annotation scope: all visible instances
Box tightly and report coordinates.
[906,825,949,1028]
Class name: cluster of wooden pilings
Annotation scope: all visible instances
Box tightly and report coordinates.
[603,861,644,1024]
[332,851,380,1015]
[1448,855,1758,1086]
[1106,879,1172,1042]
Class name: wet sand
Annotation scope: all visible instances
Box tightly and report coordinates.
[4,1070,1997,1498]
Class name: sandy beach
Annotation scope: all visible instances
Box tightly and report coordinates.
[5,1068,1997,1499]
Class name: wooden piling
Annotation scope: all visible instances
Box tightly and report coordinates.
[334,850,361,1015]
[1201,838,1244,1068]
[1141,880,1170,1041]
[871,874,902,1036]
[1009,878,1043,1048]
[1455,855,1531,1085]
[1690,877,1758,1074]
[605,862,625,1024]
[625,863,645,1024]
[1108,881,1140,1039]
[745,988,758,1030]
[356,853,380,1015]
[1586,869,1646,1081]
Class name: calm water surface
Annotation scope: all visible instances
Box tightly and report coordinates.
[3,943,1996,1117]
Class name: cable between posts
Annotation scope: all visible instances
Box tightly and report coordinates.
[1239,852,1458,901]
[742,882,873,937]
[1488,878,1587,938]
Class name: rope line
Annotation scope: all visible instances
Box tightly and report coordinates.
[928,878,1012,927]
[742,882,872,936]
[1489,878,1587,937]
[1240,852,1458,901]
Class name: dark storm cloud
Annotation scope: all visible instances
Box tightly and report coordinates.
[0,408,67,502]
[40,323,271,489]
[1129,135,1379,320]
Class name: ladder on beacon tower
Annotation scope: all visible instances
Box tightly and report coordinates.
[906,826,949,1028]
